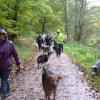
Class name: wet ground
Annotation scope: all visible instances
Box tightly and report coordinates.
[5,53,100,100]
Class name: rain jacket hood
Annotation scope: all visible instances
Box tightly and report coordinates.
[0,29,8,38]
[0,29,8,44]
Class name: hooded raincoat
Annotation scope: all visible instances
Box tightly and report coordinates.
[0,29,20,71]
[54,32,64,44]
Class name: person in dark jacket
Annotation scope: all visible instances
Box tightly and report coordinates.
[45,33,54,46]
[36,34,44,51]
[0,29,21,98]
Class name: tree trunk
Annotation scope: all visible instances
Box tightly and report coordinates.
[75,0,78,41]
[12,0,20,28]
[79,0,86,41]
[41,17,46,33]
[75,0,86,41]
[62,0,68,40]
[78,0,84,41]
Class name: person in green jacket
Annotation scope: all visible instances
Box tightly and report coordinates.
[54,29,64,52]
[53,29,65,57]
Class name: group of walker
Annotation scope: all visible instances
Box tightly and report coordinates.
[36,29,65,57]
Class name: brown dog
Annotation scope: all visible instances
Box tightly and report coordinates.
[42,67,61,100]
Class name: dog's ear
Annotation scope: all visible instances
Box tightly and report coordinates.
[48,76,53,80]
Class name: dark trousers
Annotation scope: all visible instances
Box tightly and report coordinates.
[54,41,63,52]
[0,70,11,96]
[54,44,62,57]
[59,44,63,51]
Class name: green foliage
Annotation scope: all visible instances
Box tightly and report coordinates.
[14,37,34,64]
[10,36,35,75]
[84,6,100,46]
[30,0,64,33]
[0,0,64,36]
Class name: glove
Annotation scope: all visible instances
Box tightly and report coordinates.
[16,66,21,74]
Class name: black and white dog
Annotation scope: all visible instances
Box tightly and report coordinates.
[92,60,100,75]
[37,53,51,68]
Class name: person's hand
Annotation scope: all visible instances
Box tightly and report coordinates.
[16,66,21,75]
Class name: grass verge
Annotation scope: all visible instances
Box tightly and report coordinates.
[64,42,100,92]
[14,37,35,64]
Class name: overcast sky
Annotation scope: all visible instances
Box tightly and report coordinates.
[87,0,100,7]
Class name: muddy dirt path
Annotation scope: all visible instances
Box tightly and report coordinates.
[5,53,100,100]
